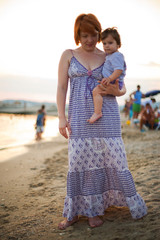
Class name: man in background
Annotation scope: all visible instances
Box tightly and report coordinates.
[130,85,145,120]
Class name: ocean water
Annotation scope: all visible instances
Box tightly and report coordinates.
[0,114,59,150]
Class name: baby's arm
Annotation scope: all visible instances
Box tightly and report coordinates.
[101,69,122,87]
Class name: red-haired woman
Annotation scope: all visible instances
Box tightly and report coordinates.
[57,13,147,229]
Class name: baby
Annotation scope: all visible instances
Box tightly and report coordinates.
[88,27,126,123]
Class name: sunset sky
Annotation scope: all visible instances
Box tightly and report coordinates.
[0,0,160,104]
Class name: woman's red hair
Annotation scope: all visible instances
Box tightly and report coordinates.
[74,14,102,45]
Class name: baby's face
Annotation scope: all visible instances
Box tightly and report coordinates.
[102,34,119,55]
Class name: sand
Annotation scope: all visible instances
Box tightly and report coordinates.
[0,118,160,240]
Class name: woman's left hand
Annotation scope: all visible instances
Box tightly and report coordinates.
[59,117,71,139]
[98,79,126,96]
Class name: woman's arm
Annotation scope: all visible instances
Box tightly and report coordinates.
[130,90,135,98]
[56,50,72,139]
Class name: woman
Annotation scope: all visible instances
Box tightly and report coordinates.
[57,14,147,229]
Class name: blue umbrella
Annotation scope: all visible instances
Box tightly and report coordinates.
[145,90,160,97]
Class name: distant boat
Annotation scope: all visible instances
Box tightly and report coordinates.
[0,106,37,114]
[0,99,58,115]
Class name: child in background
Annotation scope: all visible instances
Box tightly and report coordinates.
[88,27,126,123]
[35,105,46,140]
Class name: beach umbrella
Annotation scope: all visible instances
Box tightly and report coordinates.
[145,90,160,97]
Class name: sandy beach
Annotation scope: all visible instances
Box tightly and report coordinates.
[0,114,160,240]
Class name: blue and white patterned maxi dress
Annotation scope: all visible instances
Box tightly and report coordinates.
[63,55,147,220]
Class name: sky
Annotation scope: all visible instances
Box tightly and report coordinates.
[0,0,160,105]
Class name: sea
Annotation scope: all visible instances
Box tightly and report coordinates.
[0,114,59,151]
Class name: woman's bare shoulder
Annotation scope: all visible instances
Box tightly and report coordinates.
[96,48,106,58]
[59,49,75,65]
[61,49,73,59]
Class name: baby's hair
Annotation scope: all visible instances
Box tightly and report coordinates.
[101,27,121,48]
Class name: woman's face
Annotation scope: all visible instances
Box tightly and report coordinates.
[80,31,99,52]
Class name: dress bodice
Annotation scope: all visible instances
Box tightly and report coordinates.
[68,56,103,81]
[68,55,121,139]
[68,56,104,100]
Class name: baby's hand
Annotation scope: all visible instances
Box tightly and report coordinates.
[101,77,111,87]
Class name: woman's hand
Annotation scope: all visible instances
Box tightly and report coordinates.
[108,79,126,96]
[98,79,126,97]
[59,117,71,139]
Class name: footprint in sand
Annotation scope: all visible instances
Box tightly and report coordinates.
[29,182,44,188]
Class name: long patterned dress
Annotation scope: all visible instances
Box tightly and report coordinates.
[62,54,147,220]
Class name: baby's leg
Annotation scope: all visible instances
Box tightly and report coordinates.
[88,85,103,124]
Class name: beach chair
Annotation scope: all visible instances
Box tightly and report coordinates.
[155,110,160,130]
[156,120,160,130]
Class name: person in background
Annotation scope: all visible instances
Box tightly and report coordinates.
[150,98,159,112]
[35,105,46,141]
[124,97,134,126]
[150,98,160,126]
[128,96,134,120]
[140,103,155,132]
[130,85,145,120]
[123,99,130,118]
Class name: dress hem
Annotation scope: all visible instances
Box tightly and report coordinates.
[63,190,147,221]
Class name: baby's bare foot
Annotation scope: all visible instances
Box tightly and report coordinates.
[88,216,103,228]
[87,112,102,124]
[58,217,78,230]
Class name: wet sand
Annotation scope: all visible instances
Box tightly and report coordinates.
[0,119,160,240]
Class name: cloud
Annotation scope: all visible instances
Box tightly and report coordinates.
[141,62,160,67]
